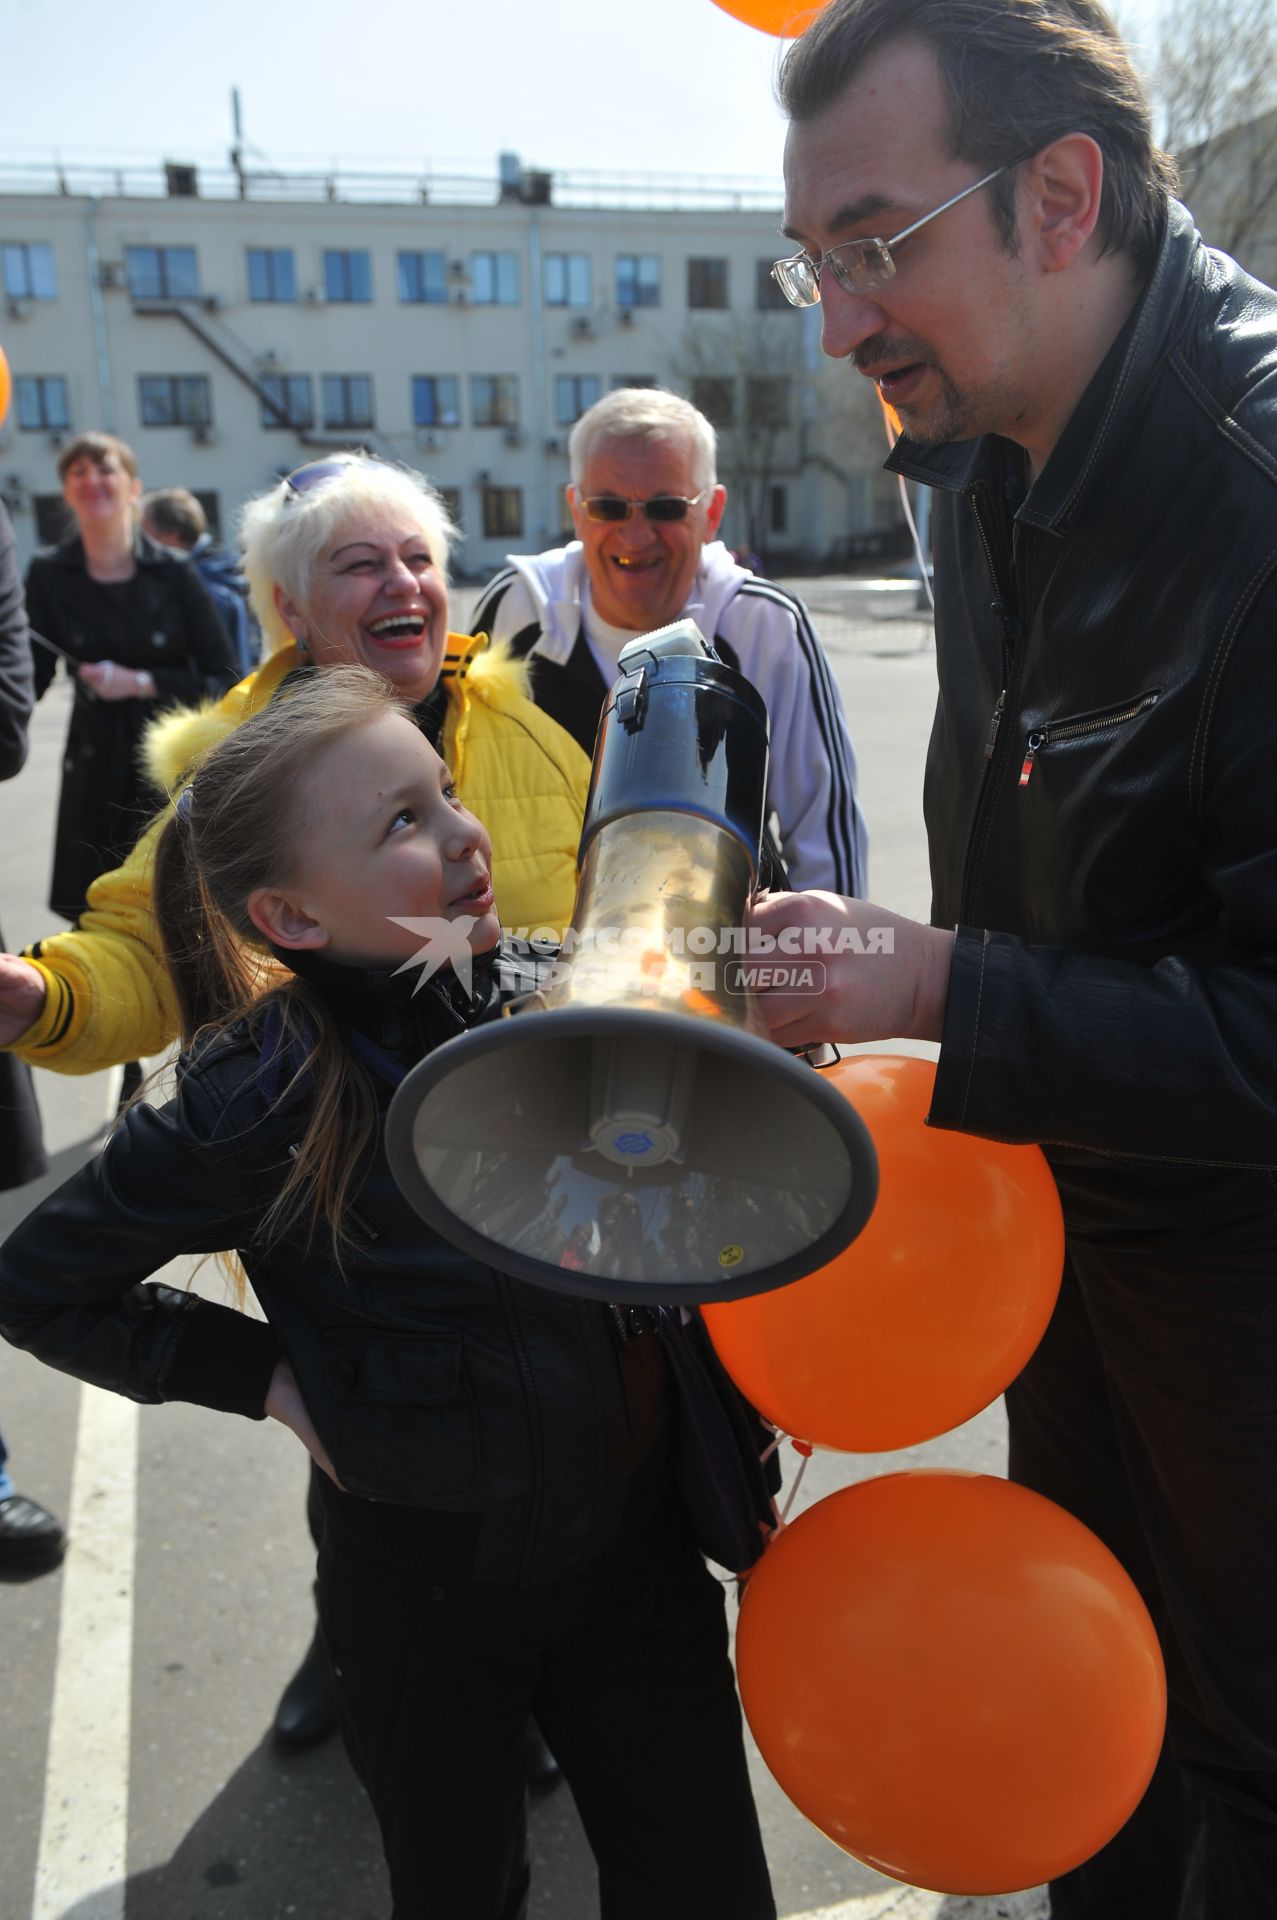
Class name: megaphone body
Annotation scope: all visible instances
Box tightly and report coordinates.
[386,622,877,1303]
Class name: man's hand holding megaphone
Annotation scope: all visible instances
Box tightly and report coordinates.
[747,890,955,1049]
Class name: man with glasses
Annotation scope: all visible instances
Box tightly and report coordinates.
[751,2,1277,1915]
[469,386,867,897]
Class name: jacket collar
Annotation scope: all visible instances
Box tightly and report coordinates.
[275,941,504,1060]
[46,528,174,571]
[884,200,1200,533]
[508,538,752,661]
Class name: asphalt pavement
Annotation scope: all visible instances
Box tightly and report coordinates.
[0,580,1050,1920]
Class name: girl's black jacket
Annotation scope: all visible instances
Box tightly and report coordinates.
[0,946,675,1585]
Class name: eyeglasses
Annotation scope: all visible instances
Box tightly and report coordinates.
[771,164,1009,309]
[579,486,715,524]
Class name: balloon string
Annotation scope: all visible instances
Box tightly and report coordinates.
[778,1446,811,1526]
[763,1434,813,1536]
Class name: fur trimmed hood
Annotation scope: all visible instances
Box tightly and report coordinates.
[140,633,536,796]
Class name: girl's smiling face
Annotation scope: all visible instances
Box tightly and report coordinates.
[274,513,450,703]
[248,712,499,968]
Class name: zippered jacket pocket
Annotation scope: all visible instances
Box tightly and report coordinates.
[1019,691,1160,788]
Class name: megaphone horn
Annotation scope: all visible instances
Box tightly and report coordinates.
[386,620,877,1303]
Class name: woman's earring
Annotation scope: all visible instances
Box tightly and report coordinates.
[295,632,311,658]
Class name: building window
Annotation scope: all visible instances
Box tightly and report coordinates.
[769,483,788,535]
[691,376,736,428]
[3,241,56,301]
[412,376,461,428]
[398,251,447,304]
[555,375,601,427]
[321,375,374,429]
[259,374,313,429]
[470,252,520,305]
[192,491,222,540]
[323,250,372,303]
[687,258,729,310]
[126,246,199,300]
[615,254,660,309]
[470,374,520,427]
[482,486,524,539]
[138,375,211,427]
[247,248,297,303]
[611,374,658,390]
[756,258,790,310]
[437,487,462,531]
[746,376,792,429]
[544,253,591,307]
[15,376,70,431]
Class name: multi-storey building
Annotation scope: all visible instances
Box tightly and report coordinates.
[0,151,904,576]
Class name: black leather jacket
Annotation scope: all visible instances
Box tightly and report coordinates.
[0,948,674,1585]
[887,204,1277,1220]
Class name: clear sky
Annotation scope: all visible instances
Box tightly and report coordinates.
[5,0,1169,190]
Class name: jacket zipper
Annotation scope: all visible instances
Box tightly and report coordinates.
[1018,692,1160,789]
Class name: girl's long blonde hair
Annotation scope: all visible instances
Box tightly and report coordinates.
[153,666,411,1261]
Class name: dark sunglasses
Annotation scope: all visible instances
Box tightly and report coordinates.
[580,485,714,524]
[282,454,382,500]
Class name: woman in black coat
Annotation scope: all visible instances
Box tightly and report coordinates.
[24,431,236,924]
[0,497,46,1188]
[0,497,65,1571]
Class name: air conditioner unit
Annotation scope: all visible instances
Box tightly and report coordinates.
[451,288,468,305]
[503,428,524,449]
[48,430,69,451]
[164,161,199,198]
[5,297,31,322]
[618,306,635,328]
[570,315,595,340]
[417,429,441,452]
[303,286,325,306]
[544,436,563,455]
[99,261,124,290]
[0,476,26,513]
[191,423,216,446]
[449,259,467,280]
[201,293,221,314]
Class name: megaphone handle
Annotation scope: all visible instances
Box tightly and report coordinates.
[788,1041,842,1071]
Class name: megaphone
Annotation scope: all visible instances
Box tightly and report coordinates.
[385,620,877,1303]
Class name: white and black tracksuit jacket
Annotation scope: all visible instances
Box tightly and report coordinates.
[469,540,868,896]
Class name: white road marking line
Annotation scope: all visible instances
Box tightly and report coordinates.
[32,1383,138,1920]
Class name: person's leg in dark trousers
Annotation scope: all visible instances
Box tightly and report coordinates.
[317,1523,533,1920]
[536,1526,775,1920]
[1007,1229,1277,1919]
[273,1463,337,1750]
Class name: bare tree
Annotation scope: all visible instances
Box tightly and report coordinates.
[673,307,809,556]
[1147,0,1277,271]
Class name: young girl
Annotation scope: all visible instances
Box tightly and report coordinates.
[0,667,774,1920]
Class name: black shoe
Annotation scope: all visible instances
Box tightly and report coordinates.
[0,1494,66,1576]
[273,1629,338,1751]
[522,1717,562,1796]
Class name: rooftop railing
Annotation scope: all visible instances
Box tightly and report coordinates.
[0,154,783,213]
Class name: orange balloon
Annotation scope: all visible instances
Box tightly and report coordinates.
[703,1054,1063,1449]
[737,1471,1167,1894]
[0,342,10,432]
[710,0,827,36]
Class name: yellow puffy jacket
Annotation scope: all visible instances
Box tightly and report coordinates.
[15,636,590,1074]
